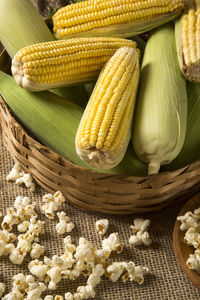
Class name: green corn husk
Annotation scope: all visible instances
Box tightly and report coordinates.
[132,23,188,175]
[0,0,54,58]
[164,81,200,171]
[0,71,147,176]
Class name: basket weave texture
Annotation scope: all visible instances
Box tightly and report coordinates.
[1,95,200,214]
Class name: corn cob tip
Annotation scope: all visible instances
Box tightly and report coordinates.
[148,161,161,175]
[75,46,140,170]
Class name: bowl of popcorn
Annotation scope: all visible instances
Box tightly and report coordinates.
[173,193,200,289]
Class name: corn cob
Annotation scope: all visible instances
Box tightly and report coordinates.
[0,0,54,59]
[11,37,138,92]
[53,0,184,40]
[75,47,140,170]
[132,23,187,175]
[175,0,200,82]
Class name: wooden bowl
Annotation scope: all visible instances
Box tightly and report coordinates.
[173,192,200,289]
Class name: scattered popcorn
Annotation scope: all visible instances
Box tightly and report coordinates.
[2,273,46,300]
[6,163,35,192]
[0,282,6,297]
[95,219,109,235]
[40,191,66,219]
[30,243,45,259]
[102,233,123,254]
[129,231,152,247]
[130,218,151,233]
[56,212,74,235]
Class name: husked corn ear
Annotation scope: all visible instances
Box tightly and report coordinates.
[75,47,140,170]
[132,24,187,175]
[175,0,200,82]
[11,37,138,92]
[53,0,184,39]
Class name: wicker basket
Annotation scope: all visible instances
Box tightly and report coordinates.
[1,93,200,214]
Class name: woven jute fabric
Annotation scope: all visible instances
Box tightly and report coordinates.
[1,126,200,299]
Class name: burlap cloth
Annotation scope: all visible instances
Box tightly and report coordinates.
[0,1,200,299]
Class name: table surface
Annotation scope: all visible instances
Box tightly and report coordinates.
[1,0,200,299]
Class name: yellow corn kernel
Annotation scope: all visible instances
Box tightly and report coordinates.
[53,0,184,39]
[11,37,138,91]
[176,1,200,82]
[75,47,140,170]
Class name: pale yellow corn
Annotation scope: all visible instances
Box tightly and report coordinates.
[11,37,138,91]
[75,47,140,170]
[176,1,200,82]
[53,0,184,39]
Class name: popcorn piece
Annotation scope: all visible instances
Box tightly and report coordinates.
[28,260,49,281]
[16,173,35,192]
[129,231,152,247]
[44,296,54,300]
[177,211,199,231]
[44,255,75,290]
[65,293,73,300]
[55,296,64,300]
[102,233,123,255]
[17,220,30,233]
[6,162,24,181]
[77,284,95,299]
[106,262,125,282]
[9,248,26,265]
[121,261,149,284]
[0,230,16,257]
[40,191,66,219]
[56,212,74,235]
[1,207,18,232]
[130,218,151,233]
[187,253,200,273]
[184,227,200,248]
[6,163,35,192]
[95,219,109,235]
[30,243,45,259]
[14,196,31,210]
[0,282,6,297]
[26,282,46,300]
[87,264,105,287]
